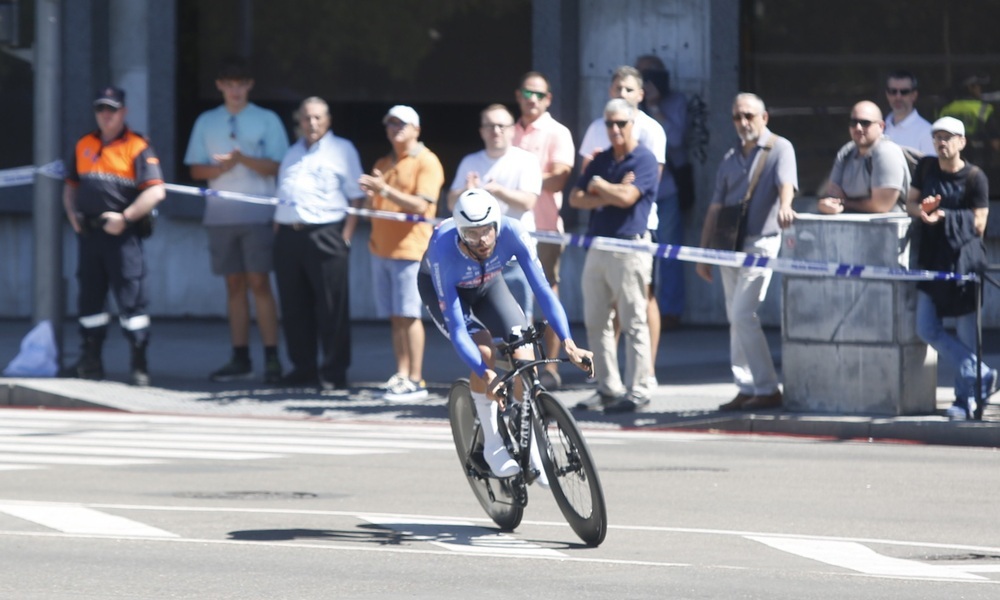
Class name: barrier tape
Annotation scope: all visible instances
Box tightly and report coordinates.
[1,160,977,283]
[0,161,64,187]
[531,231,975,283]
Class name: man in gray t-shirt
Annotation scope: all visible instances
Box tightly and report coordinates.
[697,93,798,413]
[817,100,910,214]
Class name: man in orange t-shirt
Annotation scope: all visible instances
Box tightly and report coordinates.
[359,105,445,402]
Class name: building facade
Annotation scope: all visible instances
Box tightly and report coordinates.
[0,0,997,326]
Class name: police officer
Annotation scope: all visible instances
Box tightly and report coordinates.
[62,87,166,386]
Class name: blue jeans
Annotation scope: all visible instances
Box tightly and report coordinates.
[655,193,685,317]
[915,290,989,399]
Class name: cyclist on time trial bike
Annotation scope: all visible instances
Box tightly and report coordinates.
[418,188,593,481]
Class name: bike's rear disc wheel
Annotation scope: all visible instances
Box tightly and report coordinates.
[535,392,607,546]
[447,380,523,531]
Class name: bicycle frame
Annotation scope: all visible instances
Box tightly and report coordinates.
[494,324,568,481]
[448,321,607,545]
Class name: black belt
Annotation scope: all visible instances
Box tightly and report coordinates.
[279,222,339,231]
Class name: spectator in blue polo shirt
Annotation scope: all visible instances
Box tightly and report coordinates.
[570,98,659,414]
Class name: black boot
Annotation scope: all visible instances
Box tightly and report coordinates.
[61,336,105,380]
[130,342,150,387]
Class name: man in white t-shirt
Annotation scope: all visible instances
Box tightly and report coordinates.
[578,66,665,389]
[448,104,542,319]
[884,70,936,156]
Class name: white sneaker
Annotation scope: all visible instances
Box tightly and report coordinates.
[380,373,405,390]
[528,434,549,489]
[382,378,428,403]
[473,397,520,477]
[647,374,659,389]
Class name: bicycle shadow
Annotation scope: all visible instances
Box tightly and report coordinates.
[227,522,590,551]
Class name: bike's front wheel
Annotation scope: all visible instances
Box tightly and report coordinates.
[447,379,524,531]
[534,391,607,546]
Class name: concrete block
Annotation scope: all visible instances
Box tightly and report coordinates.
[783,279,922,344]
[785,214,912,268]
[782,341,936,416]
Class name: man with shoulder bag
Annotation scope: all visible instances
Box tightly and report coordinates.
[697,93,797,412]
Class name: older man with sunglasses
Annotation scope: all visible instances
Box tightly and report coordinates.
[817,100,910,214]
[570,98,660,414]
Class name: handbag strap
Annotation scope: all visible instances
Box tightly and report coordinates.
[739,135,779,216]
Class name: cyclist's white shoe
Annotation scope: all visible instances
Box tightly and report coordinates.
[528,434,549,489]
[473,396,520,478]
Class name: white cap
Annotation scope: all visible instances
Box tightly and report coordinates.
[383,105,420,127]
[931,116,965,137]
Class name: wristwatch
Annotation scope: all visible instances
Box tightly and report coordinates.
[379,186,390,198]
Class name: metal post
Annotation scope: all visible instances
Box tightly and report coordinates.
[973,275,984,420]
[32,0,63,361]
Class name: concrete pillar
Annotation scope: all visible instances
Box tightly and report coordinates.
[108,0,149,134]
[781,215,937,415]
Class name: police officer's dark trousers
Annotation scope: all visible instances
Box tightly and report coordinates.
[74,226,151,381]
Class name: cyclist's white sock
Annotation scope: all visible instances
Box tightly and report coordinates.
[528,433,549,489]
[472,393,520,478]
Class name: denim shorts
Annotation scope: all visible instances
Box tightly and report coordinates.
[371,256,424,319]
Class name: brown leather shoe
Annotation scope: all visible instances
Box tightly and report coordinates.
[743,390,783,410]
[718,392,753,411]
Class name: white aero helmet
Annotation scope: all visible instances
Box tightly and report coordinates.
[453,188,502,241]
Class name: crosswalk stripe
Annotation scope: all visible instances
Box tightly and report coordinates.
[70,431,453,450]
[0,441,280,461]
[0,409,452,470]
[0,454,163,466]
[0,436,411,455]
[0,502,177,538]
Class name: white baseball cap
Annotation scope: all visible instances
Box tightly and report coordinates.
[383,105,420,127]
[931,116,965,137]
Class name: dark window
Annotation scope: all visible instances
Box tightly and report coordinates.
[742,0,1000,198]
[173,0,532,217]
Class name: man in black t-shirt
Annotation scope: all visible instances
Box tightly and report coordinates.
[906,116,995,420]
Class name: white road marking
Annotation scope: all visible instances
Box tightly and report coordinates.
[0,441,279,461]
[0,436,406,456]
[0,410,454,470]
[0,502,178,538]
[0,454,163,466]
[748,535,987,581]
[359,515,566,558]
[1,500,996,580]
[70,431,452,450]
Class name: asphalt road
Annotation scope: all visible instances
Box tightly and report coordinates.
[0,407,998,599]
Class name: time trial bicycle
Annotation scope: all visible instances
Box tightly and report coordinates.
[447,322,607,546]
